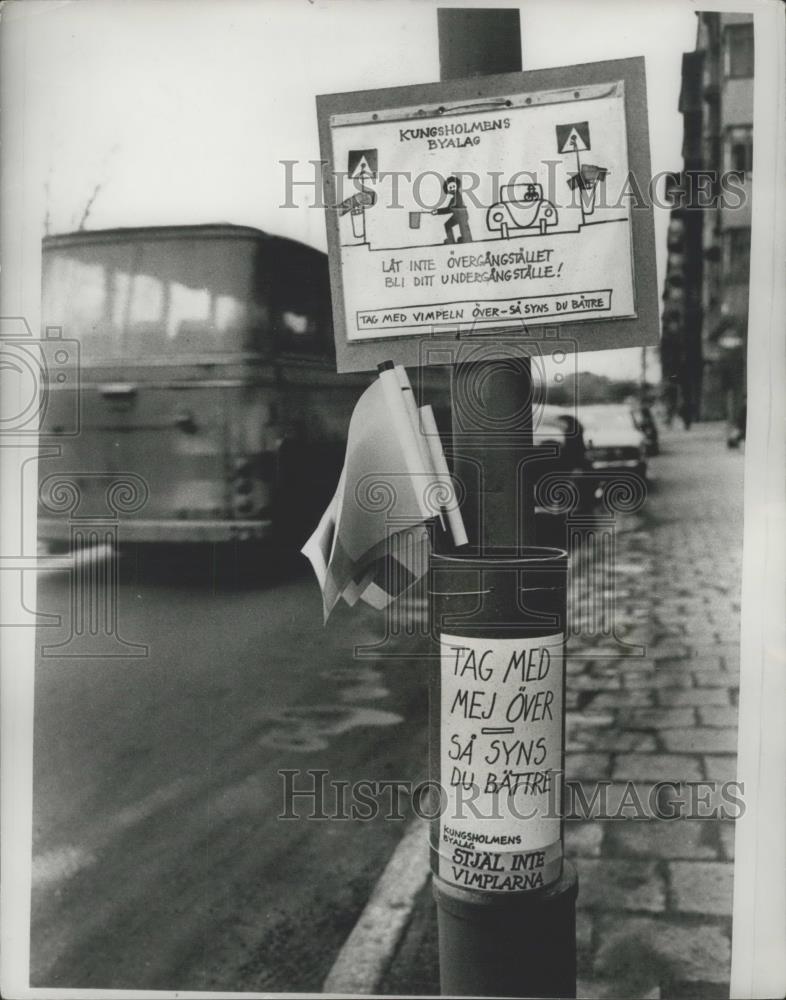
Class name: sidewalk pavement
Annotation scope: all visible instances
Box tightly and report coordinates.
[380,422,744,998]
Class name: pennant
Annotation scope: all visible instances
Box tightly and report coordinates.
[301,363,465,621]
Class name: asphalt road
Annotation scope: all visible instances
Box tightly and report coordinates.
[31,547,431,992]
[29,504,591,992]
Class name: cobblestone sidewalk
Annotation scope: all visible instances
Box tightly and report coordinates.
[382,422,744,998]
[565,422,743,999]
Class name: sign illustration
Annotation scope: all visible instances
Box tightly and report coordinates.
[317,58,659,371]
[432,175,473,245]
[556,122,608,223]
[486,182,559,240]
[326,80,635,341]
[340,148,378,244]
[348,148,378,179]
[556,121,591,154]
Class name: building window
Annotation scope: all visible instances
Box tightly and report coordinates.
[725,126,754,177]
[725,23,754,79]
[723,228,751,282]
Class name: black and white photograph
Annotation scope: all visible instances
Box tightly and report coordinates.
[1,2,784,998]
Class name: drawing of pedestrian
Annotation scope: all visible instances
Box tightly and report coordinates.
[340,149,378,245]
[339,184,376,243]
[431,175,472,244]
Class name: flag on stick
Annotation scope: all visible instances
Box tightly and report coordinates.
[302,362,465,620]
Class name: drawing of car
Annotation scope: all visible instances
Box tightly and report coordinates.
[486,182,559,239]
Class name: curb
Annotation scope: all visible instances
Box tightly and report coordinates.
[323,819,429,994]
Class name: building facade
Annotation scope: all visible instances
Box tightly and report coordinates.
[660,12,753,430]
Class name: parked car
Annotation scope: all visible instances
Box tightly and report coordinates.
[578,404,648,481]
[531,405,593,513]
[486,182,559,239]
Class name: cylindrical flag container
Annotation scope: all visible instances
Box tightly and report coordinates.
[428,548,576,996]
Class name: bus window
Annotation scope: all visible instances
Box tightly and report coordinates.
[111,270,133,334]
[42,241,134,360]
[215,294,248,334]
[269,241,333,359]
[167,283,211,341]
[43,233,270,362]
[124,237,262,358]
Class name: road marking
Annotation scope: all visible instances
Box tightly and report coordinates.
[32,845,96,888]
[31,778,190,892]
[322,817,430,994]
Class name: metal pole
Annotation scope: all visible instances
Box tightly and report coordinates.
[431,10,578,997]
[438,6,534,556]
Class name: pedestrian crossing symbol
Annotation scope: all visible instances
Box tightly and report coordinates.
[556,122,591,154]
[348,148,378,180]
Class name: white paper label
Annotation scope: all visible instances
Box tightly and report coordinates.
[437,632,564,891]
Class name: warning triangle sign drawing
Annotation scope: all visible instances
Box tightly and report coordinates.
[348,149,378,179]
[556,122,591,154]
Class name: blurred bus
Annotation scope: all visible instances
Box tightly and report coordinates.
[38,223,372,547]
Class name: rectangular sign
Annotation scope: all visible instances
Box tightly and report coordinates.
[317,58,658,372]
